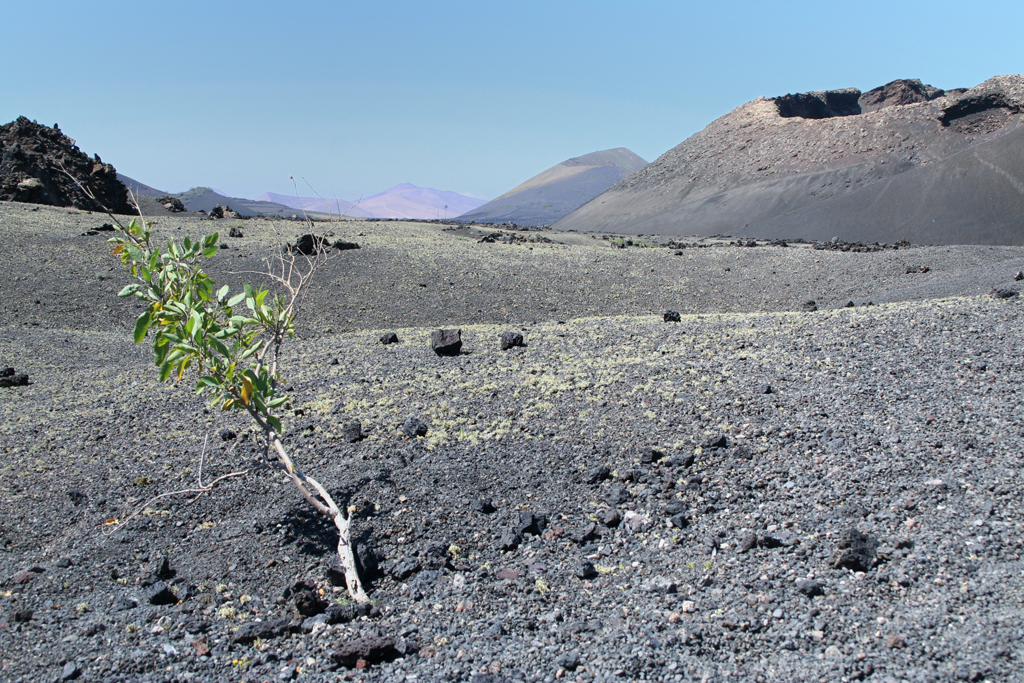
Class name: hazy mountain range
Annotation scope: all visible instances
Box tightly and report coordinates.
[257,184,485,220]
[117,174,484,220]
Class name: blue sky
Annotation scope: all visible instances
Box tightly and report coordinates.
[5,1,1022,202]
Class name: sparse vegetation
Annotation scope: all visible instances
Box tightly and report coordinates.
[108,217,369,602]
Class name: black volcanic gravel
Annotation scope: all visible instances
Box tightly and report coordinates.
[0,202,1023,682]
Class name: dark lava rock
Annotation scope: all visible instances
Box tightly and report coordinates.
[61,661,80,681]
[990,288,1019,299]
[758,382,773,395]
[703,434,728,450]
[208,205,224,219]
[666,453,695,468]
[380,332,400,345]
[67,490,87,506]
[333,240,360,250]
[555,650,581,671]
[739,532,758,553]
[0,371,29,388]
[585,465,611,484]
[218,428,236,441]
[1015,271,1023,281]
[606,485,629,505]
[833,528,879,572]
[113,596,137,611]
[795,578,824,597]
[290,234,329,256]
[157,195,185,212]
[802,300,818,312]
[602,509,622,527]
[471,498,496,514]
[430,329,462,356]
[500,330,524,350]
[640,446,664,463]
[12,609,32,622]
[0,117,133,213]
[663,501,688,517]
[342,421,363,443]
[498,530,521,551]
[228,226,243,238]
[332,635,402,669]
[575,560,599,579]
[402,416,429,438]
[519,511,548,536]
[757,534,784,549]
[390,558,420,581]
[664,310,681,322]
[294,589,326,617]
[231,617,292,644]
[669,513,690,528]
[144,581,177,606]
[859,78,945,113]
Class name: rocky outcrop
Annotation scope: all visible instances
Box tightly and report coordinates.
[553,76,1024,246]
[0,117,133,214]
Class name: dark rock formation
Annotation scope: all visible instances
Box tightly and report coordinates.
[0,117,133,213]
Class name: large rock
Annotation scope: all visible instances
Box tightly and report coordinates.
[0,117,133,213]
[430,329,462,356]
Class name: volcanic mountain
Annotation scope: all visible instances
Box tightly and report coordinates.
[457,148,647,226]
[553,76,1024,245]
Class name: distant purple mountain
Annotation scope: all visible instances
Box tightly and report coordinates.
[257,184,484,220]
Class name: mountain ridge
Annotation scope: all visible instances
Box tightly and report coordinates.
[457,147,647,226]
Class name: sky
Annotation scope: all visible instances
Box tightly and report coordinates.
[5,1,1023,202]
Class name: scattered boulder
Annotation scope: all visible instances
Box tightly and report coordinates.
[664,310,681,322]
[332,635,407,668]
[144,581,177,606]
[342,421,363,443]
[575,561,598,579]
[1015,271,1023,281]
[294,588,326,617]
[0,368,28,388]
[228,226,243,238]
[738,531,758,553]
[606,485,629,505]
[990,288,1018,299]
[585,465,611,484]
[231,617,292,644]
[157,195,185,212]
[554,651,581,672]
[498,530,521,551]
[833,528,879,572]
[500,331,524,350]
[758,383,773,395]
[640,446,664,463]
[289,233,329,255]
[905,265,930,274]
[795,578,824,597]
[380,332,400,345]
[601,509,621,527]
[802,300,818,312]
[333,240,360,250]
[67,490,87,506]
[218,428,236,441]
[702,434,728,450]
[471,499,496,514]
[430,329,462,356]
[60,661,80,681]
[208,205,224,219]
[402,416,429,438]
[519,511,548,536]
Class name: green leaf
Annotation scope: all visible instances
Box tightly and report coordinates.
[126,244,144,264]
[243,283,255,299]
[117,284,140,298]
[189,310,203,340]
[209,337,231,358]
[158,361,173,382]
[133,311,151,343]
[197,375,221,388]
[266,415,282,434]
[202,246,219,258]
[227,293,245,307]
[206,232,219,246]
[266,396,288,408]
[217,285,230,302]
